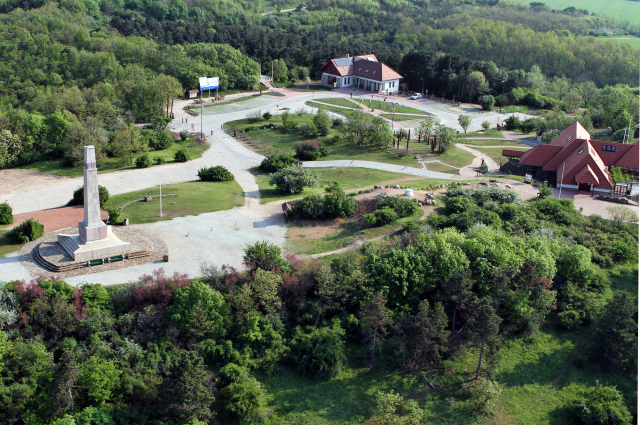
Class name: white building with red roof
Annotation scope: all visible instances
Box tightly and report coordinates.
[319,54,402,94]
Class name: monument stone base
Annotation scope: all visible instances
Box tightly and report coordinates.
[58,226,131,262]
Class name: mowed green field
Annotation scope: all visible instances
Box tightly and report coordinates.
[510,0,640,22]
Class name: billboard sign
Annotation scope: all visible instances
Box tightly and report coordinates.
[199,77,219,90]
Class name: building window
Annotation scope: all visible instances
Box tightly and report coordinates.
[365,69,369,73]
[578,148,584,154]
[373,70,376,74]
[602,145,617,152]
[358,67,362,71]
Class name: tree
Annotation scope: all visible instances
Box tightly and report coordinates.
[436,270,474,333]
[366,116,393,148]
[249,269,283,316]
[313,108,332,136]
[218,363,270,424]
[111,123,146,165]
[169,280,228,339]
[50,349,80,416]
[458,115,471,133]
[77,355,121,406]
[323,182,357,218]
[571,381,633,425]
[268,165,319,194]
[81,284,110,311]
[174,147,190,162]
[290,319,346,379]
[468,297,502,380]
[606,205,638,228]
[593,291,637,371]
[557,245,596,287]
[0,130,22,168]
[416,117,435,143]
[360,293,392,364]
[243,241,290,273]
[272,59,288,82]
[465,71,488,102]
[479,95,495,111]
[158,350,215,423]
[481,121,490,130]
[434,124,458,152]
[0,202,12,225]
[374,390,423,425]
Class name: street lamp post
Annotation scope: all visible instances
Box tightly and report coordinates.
[391,103,396,149]
[200,105,203,139]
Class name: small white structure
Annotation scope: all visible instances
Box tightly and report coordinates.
[319,54,402,94]
[58,146,131,262]
[405,188,414,197]
[188,89,199,99]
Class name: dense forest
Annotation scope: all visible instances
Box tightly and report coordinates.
[0,186,637,424]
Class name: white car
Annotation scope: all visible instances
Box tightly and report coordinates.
[410,93,422,100]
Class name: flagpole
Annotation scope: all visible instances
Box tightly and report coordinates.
[159,176,163,217]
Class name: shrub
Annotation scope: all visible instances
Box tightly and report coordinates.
[262,111,272,120]
[218,363,270,424]
[291,195,327,220]
[558,310,581,330]
[154,155,165,164]
[364,206,398,226]
[289,319,346,379]
[68,185,110,208]
[147,131,173,150]
[243,241,290,273]
[505,115,522,131]
[481,121,490,130]
[332,117,344,127]
[378,196,420,217]
[539,181,552,198]
[479,94,495,111]
[198,166,234,182]
[107,207,121,225]
[269,166,319,194]
[135,153,153,168]
[179,130,189,141]
[571,381,633,425]
[174,147,190,162]
[0,202,13,225]
[295,141,326,161]
[324,182,357,218]
[259,153,298,172]
[8,218,44,243]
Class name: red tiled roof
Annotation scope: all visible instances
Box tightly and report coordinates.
[575,164,600,185]
[353,54,378,62]
[188,89,199,93]
[353,61,402,81]
[543,139,584,171]
[551,121,591,147]
[588,139,636,166]
[502,149,527,157]
[614,142,639,169]
[519,144,563,167]
[559,140,613,189]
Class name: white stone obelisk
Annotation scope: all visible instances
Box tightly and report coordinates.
[79,146,108,242]
[58,146,130,262]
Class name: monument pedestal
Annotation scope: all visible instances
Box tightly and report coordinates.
[57,145,132,262]
[58,226,131,262]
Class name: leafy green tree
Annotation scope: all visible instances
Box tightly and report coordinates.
[0,202,12,225]
[557,245,596,287]
[169,280,228,339]
[158,350,215,423]
[76,407,115,425]
[434,124,458,152]
[268,165,319,194]
[323,182,357,219]
[416,117,435,143]
[479,95,495,111]
[81,284,111,310]
[313,108,332,136]
[468,297,502,380]
[571,381,632,425]
[250,269,283,317]
[174,147,190,162]
[360,293,392,364]
[374,390,423,425]
[593,291,637,371]
[243,241,290,273]
[458,115,471,133]
[290,319,346,379]
[77,355,121,406]
[0,130,22,168]
[218,363,270,424]
[366,116,393,148]
[272,59,288,82]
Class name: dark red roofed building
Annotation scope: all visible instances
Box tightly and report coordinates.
[320,54,402,93]
[502,122,638,194]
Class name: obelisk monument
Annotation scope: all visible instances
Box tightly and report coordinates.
[58,146,130,262]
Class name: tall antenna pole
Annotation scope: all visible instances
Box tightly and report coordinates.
[159,176,163,217]
[558,162,565,199]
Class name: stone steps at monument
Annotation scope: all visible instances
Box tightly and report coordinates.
[32,244,59,272]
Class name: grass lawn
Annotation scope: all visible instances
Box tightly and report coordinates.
[509,0,640,22]
[461,139,532,147]
[476,147,529,165]
[286,208,423,255]
[255,167,430,204]
[611,37,640,47]
[352,99,426,114]
[459,129,505,138]
[225,114,475,169]
[424,162,460,174]
[306,101,356,116]
[18,139,208,178]
[201,94,261,109]
[379,113,430,121]
[0,230,23,257]
[608,262,638,298]
[273,82,333,91]
[104,180,244,224]
[314,97,362,109]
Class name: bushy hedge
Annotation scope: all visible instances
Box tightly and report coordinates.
[135,153,153,168]
[8,218,44,243]
[294,141,327,161]
[174,147,190,162]
[364,206,398,226]
[198,166,234,182]
[291,183,356,220]
[0,202,13,225]
[377,196,420,218]
[68,185,110,208]
[446,186,521,205]
[259,153,297,173]
[144,130,173,150]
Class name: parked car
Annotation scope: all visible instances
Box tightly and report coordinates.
[410,93,422,100]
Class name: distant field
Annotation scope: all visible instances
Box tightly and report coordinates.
[509,0,640,22]
[611,37,640,47]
